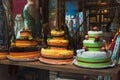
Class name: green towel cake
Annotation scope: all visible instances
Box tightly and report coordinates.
[74,26,112,68]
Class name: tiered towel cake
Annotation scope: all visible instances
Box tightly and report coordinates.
[74,27,112,68]
[39,29,74,64]
[8,28,40,61]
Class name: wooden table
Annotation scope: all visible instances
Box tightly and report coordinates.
[0,60,120,80]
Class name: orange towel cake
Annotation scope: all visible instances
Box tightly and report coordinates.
[0,47,8,60]
[0,37,8,59]
[9,30,40,61]
[39,29,74,64]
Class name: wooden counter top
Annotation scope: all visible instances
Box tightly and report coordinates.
[0,60,120,79]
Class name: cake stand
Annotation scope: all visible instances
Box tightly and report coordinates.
[7,55,38,62]
[73,59,116,69]
[39,57,73,65]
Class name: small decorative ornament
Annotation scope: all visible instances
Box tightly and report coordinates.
[11,42,15,46]
[93,26,99,31]
[1,46,5,49]
[101,47,106,51]
[95,36,100,40]
[82,46,88,51]
[94,36,100,42]
[82,46,86,49]
[25,27,29,31]
[85,35,89,39]
[112,39,114,42]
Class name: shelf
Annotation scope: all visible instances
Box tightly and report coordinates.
[0,60,120,80]
[89,13,109,16]
[89,9,111,29]
[90,22,110,24]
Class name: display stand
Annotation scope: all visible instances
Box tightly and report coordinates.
[0,60,120,80]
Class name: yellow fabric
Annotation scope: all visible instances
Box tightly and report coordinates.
[41,48,73,56]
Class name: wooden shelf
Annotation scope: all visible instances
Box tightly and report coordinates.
[89,9,112,29]
[0,60,120,80]
[90,22,110,24]
[89,13,108,16]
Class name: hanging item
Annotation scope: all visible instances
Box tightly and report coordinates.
[12,0,27,18]
[23,0,37,38]
[0,4,6,48]
[0,0,12,59]
[2,0,14,45]
[14,14,24,39]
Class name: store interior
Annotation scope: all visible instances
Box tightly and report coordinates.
[0,0,120,80]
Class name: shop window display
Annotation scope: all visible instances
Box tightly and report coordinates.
[0,0,120,80]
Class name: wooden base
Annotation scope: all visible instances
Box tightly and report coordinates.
[0,60,120,80]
